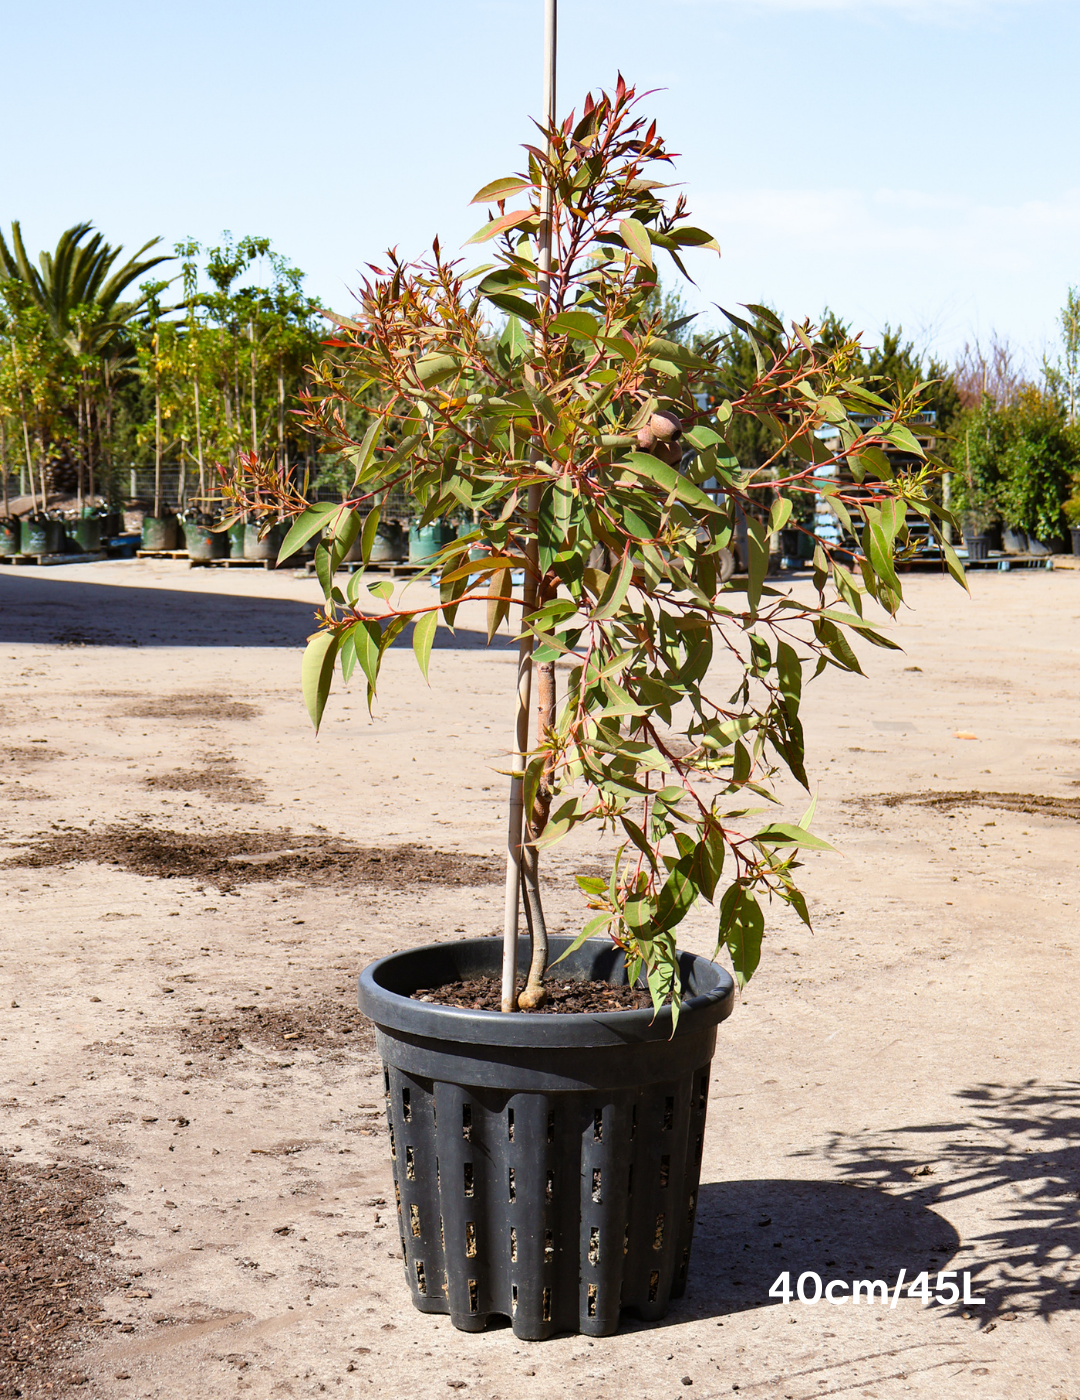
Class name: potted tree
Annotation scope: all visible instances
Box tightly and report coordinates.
[223,80,962,1339]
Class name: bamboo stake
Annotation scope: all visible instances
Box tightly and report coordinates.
[194,375,206,505]
[501,0,557,1012]
[154,334,162,518]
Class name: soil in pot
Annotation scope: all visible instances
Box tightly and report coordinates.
[414,976,652,1013]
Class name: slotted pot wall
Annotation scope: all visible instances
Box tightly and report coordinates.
[358,935,734,1340]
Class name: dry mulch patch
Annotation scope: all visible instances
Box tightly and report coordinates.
[0,1151,119,1398]
[414,976,652,1013]
[116,692,261,723]
[179,997,375,1062]
[868,789,1080,822]
[143,754,265,804]
[4,825,502,891]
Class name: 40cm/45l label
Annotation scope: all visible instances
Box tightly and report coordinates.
[769,1269,984,1307]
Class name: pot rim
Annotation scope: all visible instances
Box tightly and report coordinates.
[358,934,735,1049]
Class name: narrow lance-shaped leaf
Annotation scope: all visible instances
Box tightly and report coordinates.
[301,630,339,733]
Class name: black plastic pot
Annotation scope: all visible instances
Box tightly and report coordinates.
[1071,526,1080,558]
[141,515,180,551]
[0,519,19,556]
[963,530,990,562]
[68,516,102,553]
[21,517,64,556]
[358,935,735,1341]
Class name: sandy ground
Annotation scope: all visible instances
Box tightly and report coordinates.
[1,557,1078,1400]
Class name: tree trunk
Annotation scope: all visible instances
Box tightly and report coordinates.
[154,338,162,519]
[194,375,206,503]
[1,419,8,517]
[517,650,557,1009]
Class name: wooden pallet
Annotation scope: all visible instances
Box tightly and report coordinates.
[189,556,276,570]
[962,553,1054,572]
[135,549,189,560]
[0,551,108,567]
[292,559,424,578]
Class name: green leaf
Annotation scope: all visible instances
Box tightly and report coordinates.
[486,292,538,322]
[470,176,533,204]
[549,309,601,340]
[411,610,438,682]
[348,421,381,489]
[351,619,382,696]
[277,503,337,566]
[550,913,613,964]
[590,554,635,621]
[619,218,653,268]
[464,208,535,245]
[768,496,793,537]
[718,885,764,989]
[619,451,719,515]
[413,353,459,387]
[360,506,382,565]
[486,568,512,642]
[653,856,698,933]
[301,630,339,733]
[756,822,834,851]
[368,579,393,602]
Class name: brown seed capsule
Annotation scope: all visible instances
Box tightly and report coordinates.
[635,424,657,452]
[649,410,682,442]
[659,439,684,466]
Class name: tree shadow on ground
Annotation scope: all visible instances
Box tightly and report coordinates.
[0,573,499,651]
[661,1178,960,1325]
[816,1079,1080,1321]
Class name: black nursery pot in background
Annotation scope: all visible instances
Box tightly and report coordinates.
[358,936,735,1340]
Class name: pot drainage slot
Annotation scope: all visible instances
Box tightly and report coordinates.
[591,1168,602,1203]
[508,1167,516,1202]
[544,1230,554,1263]
[511,1283,518,1316]
[542,1286,551,1322]
[663,1096,674,1131]
[410,1204,421,1238]
[587,1283,598,1317]
[678,1244,691,1285]
[698,1073,708,1111]
[510,1227,517,1262]
[653,1213,665,1251]
[545,1170,553,1202]
[468,1279,479,1313]
[648,1269,660,1302]
[389,1125,396,1159]
[415,1260,426,1294]
[465,1222,477,1257]
[402,1087,411,1121]
[593,1108,603,1142]
[659,1154,670,1188]
[588,1227,600,1266]
[464,1163,474,1197]
[507,1108,514,1142]
[462,1104,472,1140]
[405,1146,416,1180]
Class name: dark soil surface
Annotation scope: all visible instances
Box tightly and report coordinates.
[4,825,503,891]
[0,1151,120,1398]
[3,745,61,767]
[869,789,1080,821]
[413,975,653,1013]
[143,754,266,803]
[117,691,261,723]
[176,996,375,1063]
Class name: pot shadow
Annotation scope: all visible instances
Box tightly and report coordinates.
[815,1078,1080,1321]
[0,573,498,651]
[655,1178,960,1326]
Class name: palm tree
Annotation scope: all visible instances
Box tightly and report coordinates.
[0,221,172,502]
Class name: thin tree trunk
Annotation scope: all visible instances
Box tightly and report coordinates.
[11,341,38,513]
[277,357,285,474]
[249,321,258,455]
[76,382,86,513]
[154,336,162,518]
[518,648,556,1008]
[1,419,8,516]
[193,376,206,503]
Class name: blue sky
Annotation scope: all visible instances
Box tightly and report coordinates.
[2,0,1076,369]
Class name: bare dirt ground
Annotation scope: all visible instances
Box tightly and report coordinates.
[1,557,1078,1400]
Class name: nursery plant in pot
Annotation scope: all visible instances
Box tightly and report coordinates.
[224,79,962,1339]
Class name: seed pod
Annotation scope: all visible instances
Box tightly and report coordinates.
[659,439,684,466]
[649,410,682,442]
[635,424,657,452]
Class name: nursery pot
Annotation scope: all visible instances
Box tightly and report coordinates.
[183,520,228,561]
[358,935,735,1341]
[69,516,102,553]
[0,520,19,556]
[141,515,180,552]
[368,522,406,564]
[244,522,283,561]
[1071,526,1080,558]
[228,519,247,557]
[409,520,457,563]
[21,517,64,556]
[963,530,990,562]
